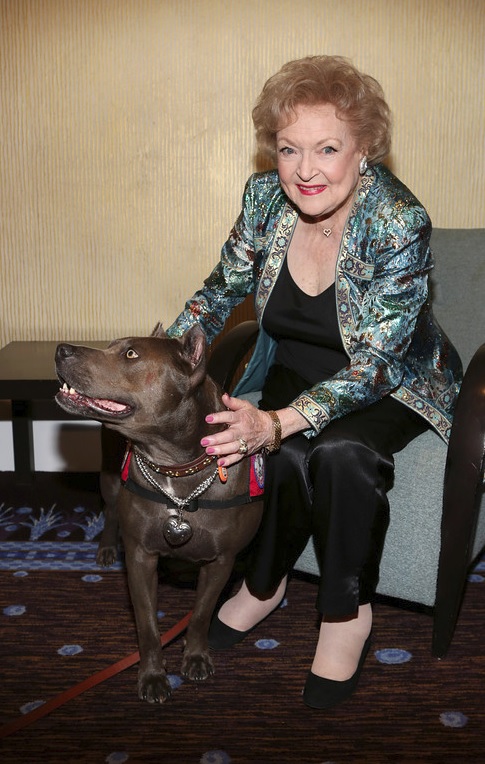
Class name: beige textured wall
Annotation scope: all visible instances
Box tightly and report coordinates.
[1,0,484,347]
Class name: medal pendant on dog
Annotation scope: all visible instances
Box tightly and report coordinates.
[163,514,193,546]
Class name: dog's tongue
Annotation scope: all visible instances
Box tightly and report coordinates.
[59,384,129,414]
[93,397,127,413]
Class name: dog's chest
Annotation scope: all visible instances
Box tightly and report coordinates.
[117,492,222,561]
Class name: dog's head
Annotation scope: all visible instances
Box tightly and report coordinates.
[55,324,213,440]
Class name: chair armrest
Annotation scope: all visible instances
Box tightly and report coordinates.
[207,320,259,392]
[433,341,485,656]
[442,341,485,544]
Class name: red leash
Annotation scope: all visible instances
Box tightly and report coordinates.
[0,610,192,740]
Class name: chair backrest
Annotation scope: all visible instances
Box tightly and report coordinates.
[430,228,485,369]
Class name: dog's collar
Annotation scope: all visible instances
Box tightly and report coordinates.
[132,445,216,478]
[121,475,259,511]
[120,447,265,511]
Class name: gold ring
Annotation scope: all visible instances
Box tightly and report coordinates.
[238,438,249,455]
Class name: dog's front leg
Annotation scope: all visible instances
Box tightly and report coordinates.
[181,554,235,681]
[97,427,125,566]
[125,548,171,703]
[96,474,119,567]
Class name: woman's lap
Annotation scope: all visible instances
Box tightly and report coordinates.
[246,395,428,615]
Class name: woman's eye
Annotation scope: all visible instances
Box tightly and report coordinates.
[279,146,296,156]
[322,146,336,155]
[126,349,139,359]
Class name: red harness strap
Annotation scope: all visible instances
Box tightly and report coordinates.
[0,610,192,740]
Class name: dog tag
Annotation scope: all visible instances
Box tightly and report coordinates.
[163,516,193,546]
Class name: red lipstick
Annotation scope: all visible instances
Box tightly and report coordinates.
[297,185,327,196]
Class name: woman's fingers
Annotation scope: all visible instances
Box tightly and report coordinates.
[200,429,249,468]
[204,393,249,424]
[200,393,272,463]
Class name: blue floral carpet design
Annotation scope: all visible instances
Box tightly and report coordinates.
[0,471,484,763]
[0,472,123,572]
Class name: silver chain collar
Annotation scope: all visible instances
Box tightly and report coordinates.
[134,450,219,510]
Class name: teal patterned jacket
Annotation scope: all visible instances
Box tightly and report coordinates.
[167,165,462,442]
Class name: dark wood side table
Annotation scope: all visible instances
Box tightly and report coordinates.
[0,341,108,483]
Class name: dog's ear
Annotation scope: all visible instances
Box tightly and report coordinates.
[151,322,166,339]
[181,324,207,382]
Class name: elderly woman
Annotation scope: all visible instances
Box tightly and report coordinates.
[167,55,462,708]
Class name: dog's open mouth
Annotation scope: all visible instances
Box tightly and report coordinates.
[57,382,133,417]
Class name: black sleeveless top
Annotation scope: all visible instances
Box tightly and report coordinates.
[260,256,349,409]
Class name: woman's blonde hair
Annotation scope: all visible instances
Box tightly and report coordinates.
[252,55,392,165]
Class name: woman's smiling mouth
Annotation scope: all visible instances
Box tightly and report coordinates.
[296,184,327,195]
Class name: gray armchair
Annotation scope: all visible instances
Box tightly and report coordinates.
[207,228,485,658]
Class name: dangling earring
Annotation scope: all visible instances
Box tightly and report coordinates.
[359,156,368,175]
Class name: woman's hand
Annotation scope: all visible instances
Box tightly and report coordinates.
[201,393,274,467]
[201,393,310,467]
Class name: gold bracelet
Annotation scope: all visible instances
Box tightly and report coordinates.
[264,410,282,454]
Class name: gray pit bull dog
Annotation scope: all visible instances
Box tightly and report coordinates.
[55,324,263,703]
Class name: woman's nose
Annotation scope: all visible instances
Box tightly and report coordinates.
[296,152,317,181]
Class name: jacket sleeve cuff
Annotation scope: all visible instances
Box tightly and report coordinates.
[289,396,329,437]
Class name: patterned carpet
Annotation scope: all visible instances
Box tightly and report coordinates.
[0,472,118,572]
[0,472,484,763]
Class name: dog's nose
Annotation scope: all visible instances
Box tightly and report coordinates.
[55,343,76,362]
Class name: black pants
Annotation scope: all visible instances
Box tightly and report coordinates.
[247,388,428,617]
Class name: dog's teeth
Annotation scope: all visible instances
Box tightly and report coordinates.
[69,387,76,395]
[62,383,69,392]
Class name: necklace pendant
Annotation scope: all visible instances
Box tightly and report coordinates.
[322,228,332,237]
[163,515,193,546]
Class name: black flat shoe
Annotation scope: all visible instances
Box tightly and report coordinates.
[208,612,257,650]
[302,633,372,709]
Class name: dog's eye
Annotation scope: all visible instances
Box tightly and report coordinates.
[126,349,139,359]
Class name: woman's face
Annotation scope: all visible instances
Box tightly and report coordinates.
[276,103,364,222]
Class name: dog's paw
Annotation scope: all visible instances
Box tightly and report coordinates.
[181,651,215,682]
[96,546,118,567]
[138,672,172,704]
